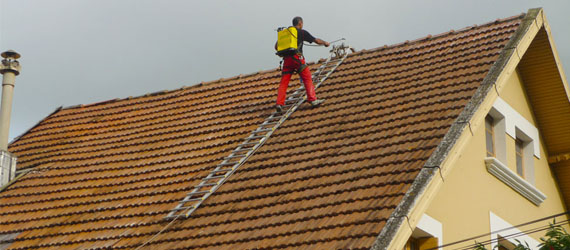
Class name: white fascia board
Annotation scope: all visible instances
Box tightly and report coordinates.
[492,97,540,158]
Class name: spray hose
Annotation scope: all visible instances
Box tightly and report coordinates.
[303,38,345,47]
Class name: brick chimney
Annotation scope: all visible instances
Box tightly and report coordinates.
[0,50,20,187]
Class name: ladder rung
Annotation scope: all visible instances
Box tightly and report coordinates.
[287,94,304,99]
[217,162,237,167]
[172,205,193,211]
[204,175,225,180]
[187,190,210,196]
[240,141,260,146]
[253,128,272,134]
[324,59,341,63]
[197,182,217,188]
[225,154,245,160]
[233,146,254,152]
[266,115,283,120]
[246,135,266,140]
[251,127,271,135]
[213,168,233,173]
[262,120,279,125]
[233,147,253,153]
[317,67,335,72]
[285,98,303,103]
[261,121,279,126]
[179,197,203,203]
[315,71,332,76]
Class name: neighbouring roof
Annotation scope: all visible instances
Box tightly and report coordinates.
[0,12,525,249]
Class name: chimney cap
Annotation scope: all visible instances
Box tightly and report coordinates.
[1,50,20,60]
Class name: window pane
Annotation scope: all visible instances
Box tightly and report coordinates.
[486,132,494,157]
[499,245,510,250]
[516,154,524,176]
[516,139,524,177]
[485,116,495,157]
[403,238,420,250]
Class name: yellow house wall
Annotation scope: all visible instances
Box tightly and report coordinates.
[425,68,569,249]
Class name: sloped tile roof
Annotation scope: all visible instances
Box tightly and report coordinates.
[0,13,524,249]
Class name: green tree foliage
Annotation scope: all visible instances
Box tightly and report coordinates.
[538,222,570,250]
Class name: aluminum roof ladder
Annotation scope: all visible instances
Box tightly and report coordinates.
[166,44,353,220]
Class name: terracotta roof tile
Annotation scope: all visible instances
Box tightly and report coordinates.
[0,13,524,249]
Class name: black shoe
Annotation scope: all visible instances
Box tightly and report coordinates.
[309,99,325,107]
[275,105,284,113]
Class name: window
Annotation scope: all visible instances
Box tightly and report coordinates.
[498,245,509,250]
[485,116,495,157]
[490,212,540,249]
[497,235,517,250]
[403,237,420,250]
[515,138,524,177]
[484,97,546,205]
[402,237,438,250]
[402,214,442,250]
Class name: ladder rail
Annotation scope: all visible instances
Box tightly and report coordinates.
[166,44,353,220]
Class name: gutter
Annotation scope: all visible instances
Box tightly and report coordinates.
[369,8,543,250]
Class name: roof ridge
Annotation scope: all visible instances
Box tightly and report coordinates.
[354,12,526,56]
[59,64,286,111]
[60,61,296,111]
[58,59,325,112]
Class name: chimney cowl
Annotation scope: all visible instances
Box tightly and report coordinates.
[0,50,21,76]
[1,50,20,60]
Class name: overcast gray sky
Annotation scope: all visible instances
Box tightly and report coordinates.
[1,0,569,141]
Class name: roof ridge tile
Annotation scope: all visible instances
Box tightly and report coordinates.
[361,14,523,56]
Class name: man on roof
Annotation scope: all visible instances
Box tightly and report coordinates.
[274,16,330,113]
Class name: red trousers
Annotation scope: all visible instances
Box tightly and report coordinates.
[276,55,317,105]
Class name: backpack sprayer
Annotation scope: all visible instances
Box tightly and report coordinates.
[275,26,348,71]
[275,26,346,56]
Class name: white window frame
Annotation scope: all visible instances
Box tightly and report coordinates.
[490,97,540,159]
[411,214,443,250]
[489,212,540,250]
[486,108,507,164]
